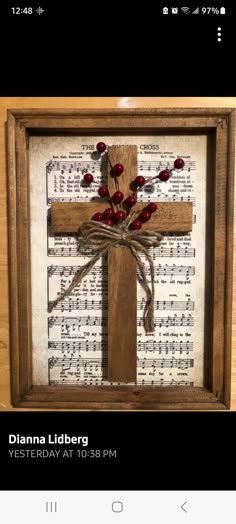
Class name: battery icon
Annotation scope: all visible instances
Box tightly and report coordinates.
[220,7,226,14]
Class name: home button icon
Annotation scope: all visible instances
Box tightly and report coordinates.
[112,501,123,513]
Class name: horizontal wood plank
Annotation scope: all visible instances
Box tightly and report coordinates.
[51,201,193,233]
[51,202,101,232]
[20,384,222,400]
[9,108,233,117]
[14,385,227,410]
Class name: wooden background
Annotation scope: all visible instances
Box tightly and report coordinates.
[0,97,235,411]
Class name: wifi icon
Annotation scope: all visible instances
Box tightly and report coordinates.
[181,6,190,13]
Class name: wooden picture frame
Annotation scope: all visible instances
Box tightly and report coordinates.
[7,108,235,410]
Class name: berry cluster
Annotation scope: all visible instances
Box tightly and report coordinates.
[83,142,185,230]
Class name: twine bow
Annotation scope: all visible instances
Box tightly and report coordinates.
[48,220,163,333]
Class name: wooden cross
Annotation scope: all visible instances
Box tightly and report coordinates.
[51,146,192,383]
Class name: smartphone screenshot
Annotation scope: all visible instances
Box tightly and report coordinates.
[0,1,235,522]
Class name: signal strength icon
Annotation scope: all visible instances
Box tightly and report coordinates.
[181,6,190,13]
[192,7,199,13]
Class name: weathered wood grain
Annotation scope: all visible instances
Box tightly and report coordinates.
[4,107,235,410]
[107,146,137,382]
[51,202,192,233]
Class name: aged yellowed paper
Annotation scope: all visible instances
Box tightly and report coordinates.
[29,135,206,386]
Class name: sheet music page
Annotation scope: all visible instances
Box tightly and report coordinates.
[29,135,207,387]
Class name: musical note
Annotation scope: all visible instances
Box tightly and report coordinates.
[48,246,196,258]
[46,159,196,175]
[48,355,193,370]
[48,298,194,312]
[49,377,193,386]
[48,340,193,353]
[48,313,194,333]
[47,264,194,279]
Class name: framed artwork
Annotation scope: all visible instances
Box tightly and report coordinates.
[7,108,235,409]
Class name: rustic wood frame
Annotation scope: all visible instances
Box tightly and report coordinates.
[7,108,235,410]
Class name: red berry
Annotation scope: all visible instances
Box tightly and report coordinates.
[113,163,124,176]
[174,158,185,170]
[112,191,124,204]
[103,208,115,219]
[96,142,106,153]
[114,210,126,223]
[130,219,142,230]
[147,202,157,213]
[98,186,109,197]
[134,176,146,187]
[104,218,114,226]
[92,212,103,222]
[126,195,137,207]
[83,173,93,183]
[158,170,170,182]
[140,210,151,222]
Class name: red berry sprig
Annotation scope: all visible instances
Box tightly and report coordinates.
[98,185,109,197]
[103,208,115,219]
[87,143,185,231]
[113,163,124,176]
[129,202,157,230]
[174,158,185,170]
[96,142,106,153]
[130,219,142,230]
[114,210,126,223]
[112,191,124,204]
[126,195,137,207]
[158,170,170,182]
[83,173,94,183]
[134,176,146,188]
[147,202,157,213]
[92,212,103,222]
[140,210,151,223]
[104,218,114,226]
[157,158,185,181]
[132,158,185,187]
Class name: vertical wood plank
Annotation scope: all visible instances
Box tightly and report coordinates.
[107,146,137,382]
[7,112,20,403]
[108,247,137,382]
[212,120,228,400]
[15,123,32,395]
[224,110,235,408]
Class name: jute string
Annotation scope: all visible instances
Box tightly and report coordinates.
[48,221,163,333]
